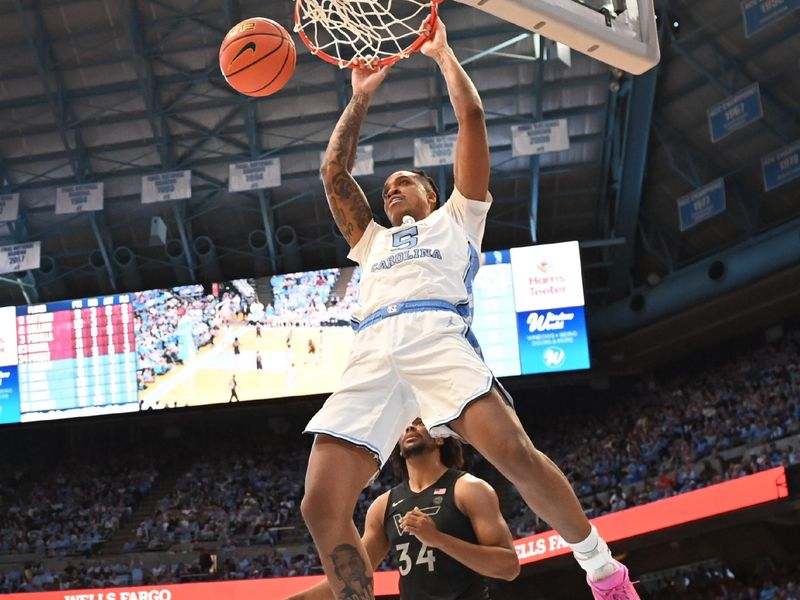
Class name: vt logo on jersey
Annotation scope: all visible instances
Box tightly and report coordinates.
[391,506,441,537]
[370,226,443,273]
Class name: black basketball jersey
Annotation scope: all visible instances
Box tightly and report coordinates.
[383,469,490,600]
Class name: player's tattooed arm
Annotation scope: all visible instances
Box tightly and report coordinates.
[330,544,374,600]
[320,93,374,248]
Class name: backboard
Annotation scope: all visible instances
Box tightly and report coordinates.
[453,0,660,74]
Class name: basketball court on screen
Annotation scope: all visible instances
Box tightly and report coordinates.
[138,324,354,409]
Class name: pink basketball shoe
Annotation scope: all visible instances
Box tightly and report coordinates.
[587,561,640,600]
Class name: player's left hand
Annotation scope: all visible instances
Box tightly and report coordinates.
[351,62,392,96]
[399,507,443,547]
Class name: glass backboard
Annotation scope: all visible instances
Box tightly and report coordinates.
[454,0,660,74]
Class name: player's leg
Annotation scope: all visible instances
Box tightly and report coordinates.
[448,390,589,541]
[448,392,637,595]
[302,435,379,599]
[303,321,418,598]
[399,312,633,593]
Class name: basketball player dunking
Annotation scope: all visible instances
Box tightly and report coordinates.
[288,419,518,600]
[302,17,639,600]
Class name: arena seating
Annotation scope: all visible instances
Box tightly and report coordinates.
[0,325,797,592]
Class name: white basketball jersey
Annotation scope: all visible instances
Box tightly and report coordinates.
[348,188,492,324]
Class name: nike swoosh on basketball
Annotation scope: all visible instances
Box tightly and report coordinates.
[392,499,404,507]
[230,41,257,67]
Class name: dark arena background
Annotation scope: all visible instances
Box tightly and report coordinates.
[0,0,799,598]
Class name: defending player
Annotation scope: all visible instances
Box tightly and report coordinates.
[288,419,519,600]
[303,17,639,600]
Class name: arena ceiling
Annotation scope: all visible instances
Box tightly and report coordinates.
[0,0,798,363]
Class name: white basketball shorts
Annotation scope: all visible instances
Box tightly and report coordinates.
[304,306,512,467]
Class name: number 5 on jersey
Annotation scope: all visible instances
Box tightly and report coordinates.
[396,542,436,575]
[392,226,419,250]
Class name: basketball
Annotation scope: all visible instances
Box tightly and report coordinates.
[220,18,296,97]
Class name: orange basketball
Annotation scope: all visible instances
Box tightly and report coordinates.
[220,18,296,97]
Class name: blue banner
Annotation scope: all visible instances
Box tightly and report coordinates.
[742,0,800,37]
[677,178,726,231]
[707,84,763,143]
[515,305,591,374]
[762,140,800,192]
[0,366,20,424]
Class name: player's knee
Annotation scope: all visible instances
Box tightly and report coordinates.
[301,488,346,526]
[491,432,542,479]
[300,490,321,524]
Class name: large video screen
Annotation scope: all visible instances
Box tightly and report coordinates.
[0,241,589,424]
[472,241,590,376]
[134,274,356,409]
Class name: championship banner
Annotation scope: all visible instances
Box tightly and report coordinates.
[511,119,570,157]
[141,170,191,204]
[229,158,281,192]
[318,145,374,177]
[761,140,800,192]
[707,83,763,143]
[413,134,457,167]
[742,0,800,37]
[0,241,40,274]
[0,193,20,223]
[677,178,726,231]
[55,183,104,214]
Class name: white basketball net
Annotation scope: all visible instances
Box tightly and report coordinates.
[295,0,437,68]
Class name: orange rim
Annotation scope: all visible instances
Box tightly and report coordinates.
[294,0,441,68]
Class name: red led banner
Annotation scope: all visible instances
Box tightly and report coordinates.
[514,466,788,565]
[1,572,399,600]
[5,467,787,599]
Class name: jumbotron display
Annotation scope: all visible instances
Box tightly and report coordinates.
[17,296,138,421]
[0,241,590,425]
[472,241,590,377]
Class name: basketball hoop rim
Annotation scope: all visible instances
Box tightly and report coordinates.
[294,0,442,69]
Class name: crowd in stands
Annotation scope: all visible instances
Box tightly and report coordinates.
[0,461,157,560]
[133,286,220,392]
[0,324,798,594]
[506,328,800,538]
[133,270,361,395]
[124,445,306,553]
[647,559,800,599]
[265,269,339,328]
[325,267,362,325]
[0,544,324,593]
